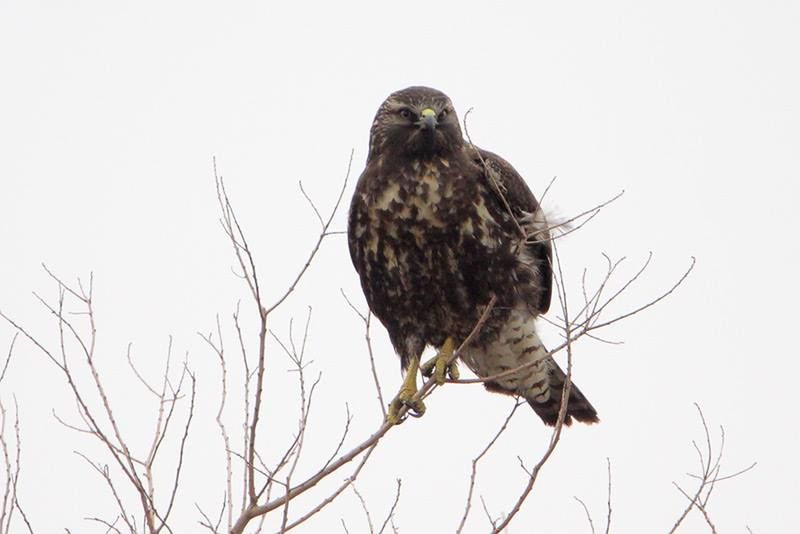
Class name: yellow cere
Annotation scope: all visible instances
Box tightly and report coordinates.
[420,108,436,118]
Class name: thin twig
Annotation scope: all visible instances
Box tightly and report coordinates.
[668,404,756,533]
[266,151,353,315]
[282,444,379,532]
[198,316,234,532]
[605,458,612,534]
[341,290,386,418]
[0,334,16,384]
[376,480,402,534]
[449,256,696,387]
[12,397,33,534]
[479,495,498,531]
[350,483,375,534]
[573,496,595,534]
[456,400,523,533]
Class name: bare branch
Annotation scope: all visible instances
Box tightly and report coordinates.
[196,499,223,534]
[158,366,196,530]
[605,458,613,534]
[573,497,595,534]
[246,284,269,505]
[231,303,252,515]
[341,290,386,418]
[479,495,498,531]
[126,344,162,398]
[11,399,33,534]
[668,404,756,533]
[1,399,14,534]
[376,480,402,534]
[0,334,16,385]
[85,516,123,534]
[449,255,695,388]
[350,483,375,534]
[283,444,379,532]
[215,162,261,306]
[266,151,353,315]
[75,452,136,534]
[0,309,63,371]
[320,405,353,473]
[457,400,523,533]
[589,256,696,331]
[299,181,325,228]
[198,317,234,532]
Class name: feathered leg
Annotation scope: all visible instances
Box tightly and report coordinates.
[461,305,599,426]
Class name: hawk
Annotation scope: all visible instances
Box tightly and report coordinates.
[347,86,598,426]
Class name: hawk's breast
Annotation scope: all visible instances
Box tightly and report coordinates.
[349,152,529,355]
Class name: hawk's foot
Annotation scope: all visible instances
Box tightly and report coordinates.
[387,357,425,425]
[421,337,459,385]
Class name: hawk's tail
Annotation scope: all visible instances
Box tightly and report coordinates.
[525,358,599,426]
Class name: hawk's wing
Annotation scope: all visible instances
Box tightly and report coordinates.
[472,148,553,314]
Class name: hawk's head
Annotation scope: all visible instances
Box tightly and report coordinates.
[368,86,463,160]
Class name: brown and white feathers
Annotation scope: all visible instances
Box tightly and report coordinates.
[348,86,598,425]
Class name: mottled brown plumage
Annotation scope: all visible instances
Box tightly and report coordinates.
[348,86,597,425]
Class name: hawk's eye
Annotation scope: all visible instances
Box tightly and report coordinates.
[439,109,448,120]
[399,108,412,120]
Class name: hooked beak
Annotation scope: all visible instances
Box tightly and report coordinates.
[418,108,438,130]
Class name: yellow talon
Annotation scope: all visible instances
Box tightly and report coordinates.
[387,356,426,424]
[421,337,458,385]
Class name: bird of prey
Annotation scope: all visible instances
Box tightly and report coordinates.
[347,86,598,426]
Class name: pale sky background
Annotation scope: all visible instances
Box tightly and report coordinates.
[1,1,799,533]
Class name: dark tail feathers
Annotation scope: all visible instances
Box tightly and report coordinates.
[526,358,599,426]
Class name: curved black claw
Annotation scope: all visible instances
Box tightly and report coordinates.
[403,398,426,418]
[387,395,426,424]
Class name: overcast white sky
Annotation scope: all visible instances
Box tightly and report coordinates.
[1,1,799,532]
